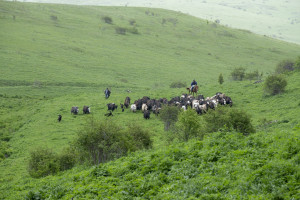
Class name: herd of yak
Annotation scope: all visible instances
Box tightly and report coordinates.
[65,92,233,122]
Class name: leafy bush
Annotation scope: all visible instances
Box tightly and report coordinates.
[245,70,262,80]
[115,26,126,35]
[231,67,246,81]
[203,106,255,134]
[294,56,300,70]
[127,27,139,34]
[275,59,294,74]
[28,147,59,178]
[170,81,186,88]
[102,16,112,24]
[58,147,76,171]
[129,19,136,26]
[126,123,152,150]
[176,108,203,141]
[159,105,180,131]
[264,74,287,95]
[74,120,152,165]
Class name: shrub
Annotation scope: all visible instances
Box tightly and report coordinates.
[170,81,186,88]
[102,16,113,24]
[127,27,139,34]
[74,120,127,164]
[176,109,203,141]
[129,19,136,26]
[28,147,59,178]
[231,67,246,81]
[159,105,180,131]
[58,147,76,171]
[245,70,262,80]
[115,26,126,35]
[294,56,300,70]
[264,74,287,95]
[74,120,152,165]
[275,59,294,74]
[218,73,224,85]
[203,106,255,134]
[126,123,152,150]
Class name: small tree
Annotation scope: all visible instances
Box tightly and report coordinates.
[28,147,59,178]
[264,74,287,95]
[102,16,113,24]
[176,109,203,141]
[159,105,180,131]
[294,56,300,70]
[275,60,294,74]
[218,73,224,85]
[231,67,246,81]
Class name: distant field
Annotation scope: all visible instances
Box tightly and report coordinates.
[8,0,300,44]
[0,1,300,199]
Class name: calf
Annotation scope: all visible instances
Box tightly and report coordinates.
[130,104,137,112]
[83,106,90,114]
[124,97,130,108]
[71,107,79,115]
[144,110,150,119]
[58,114,62,122]
[107,103,117,111]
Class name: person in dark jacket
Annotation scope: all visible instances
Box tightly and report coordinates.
[191,79,197,92]
[104,88,111,98]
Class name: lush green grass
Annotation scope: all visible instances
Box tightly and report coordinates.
[0,1,300,199]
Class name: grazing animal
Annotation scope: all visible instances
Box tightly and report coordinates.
[107,103,117,111]
[124,97,131,108]
[144,110,150,119]
[105,111,113,117]
[58,114,62,122]
[130,104,137,112]
[142,103,148,112]
[83,106,90,114]
[71,107,79,115]
[120,103,124,109]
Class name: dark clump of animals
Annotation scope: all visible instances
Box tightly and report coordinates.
[105,111,113,117]
[58,114,62,122]
[71,107,79,115]
[83,106,90,114]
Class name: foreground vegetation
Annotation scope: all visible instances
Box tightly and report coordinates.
[0,1,300,199]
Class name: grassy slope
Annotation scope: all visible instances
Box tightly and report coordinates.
[0,1,299,199]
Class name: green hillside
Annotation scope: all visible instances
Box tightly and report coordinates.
[0,1,299,199]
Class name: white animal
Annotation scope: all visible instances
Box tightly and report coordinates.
[131,104,137,112]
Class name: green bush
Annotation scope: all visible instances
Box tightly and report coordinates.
[170,81,186,88]
[245,70,262,80]
[231,67,246,81]
[294,56,300,70]
[203,106,255,134]
[275,59,294,74]
[74,120,152,165]
[28,147,60,178]
[102,16,112,24]
[58,147,76,171]
[127,124,152,150]
[264,74,287,95]
[176,108,203,141]
[159,105,180,131]
[115,26,126,35]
